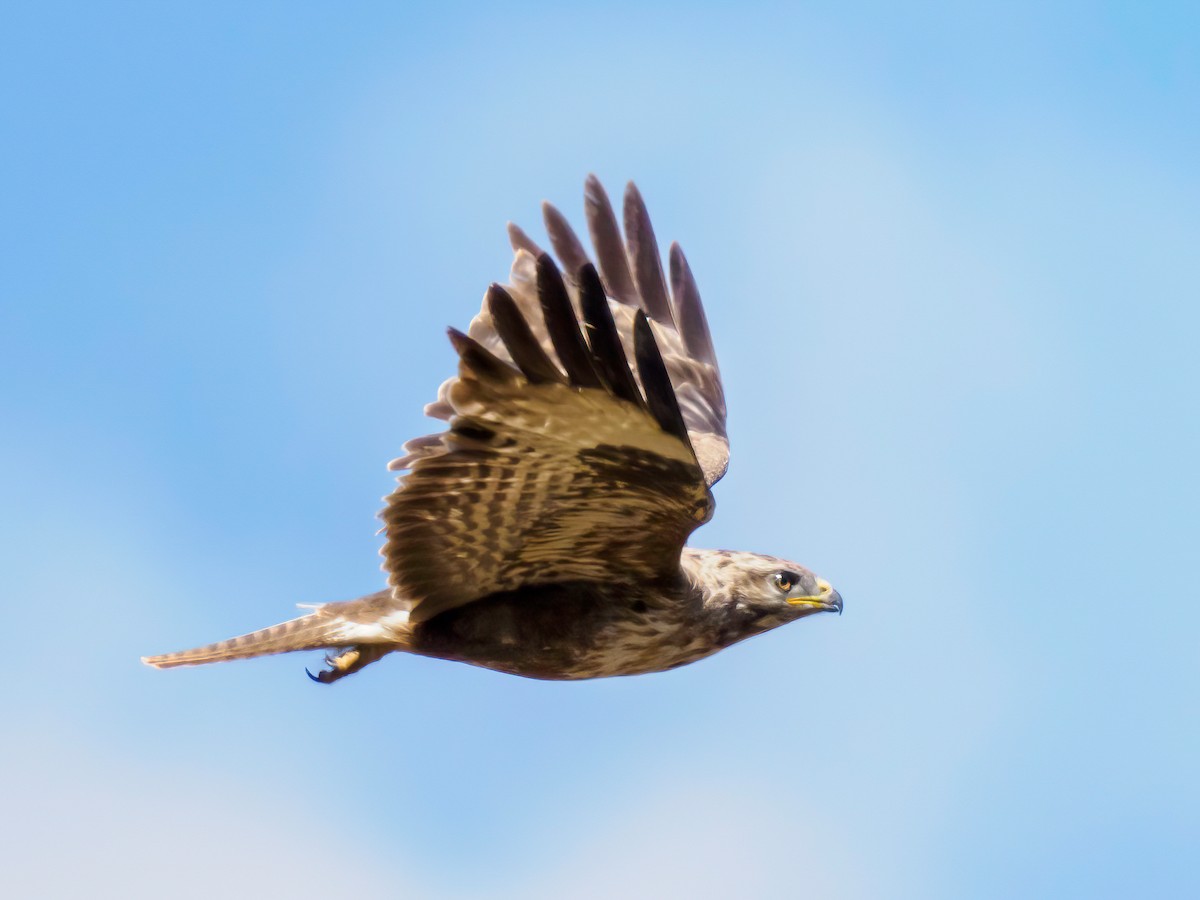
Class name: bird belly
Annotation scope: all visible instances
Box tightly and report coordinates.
[407,581,712,680]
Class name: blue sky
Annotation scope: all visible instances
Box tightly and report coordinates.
[2,2,1197,897]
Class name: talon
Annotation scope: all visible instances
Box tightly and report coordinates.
[305,645,388,685]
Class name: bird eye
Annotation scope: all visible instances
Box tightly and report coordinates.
[773,571,798,593]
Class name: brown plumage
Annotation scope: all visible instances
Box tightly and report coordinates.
[142,177,842,684]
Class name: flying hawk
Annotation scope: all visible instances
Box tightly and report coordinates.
[143,177,842,684]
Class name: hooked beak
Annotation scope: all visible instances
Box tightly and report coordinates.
[786,578,843,615]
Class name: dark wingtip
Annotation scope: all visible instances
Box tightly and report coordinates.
[487,282,565,384]
[578,262,644,407]
[535,253,603,389]
[446,326,470,353]
[447,326,517,383]
[633,310,694,450]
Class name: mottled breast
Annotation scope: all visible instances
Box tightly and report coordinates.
[409,580,711,680]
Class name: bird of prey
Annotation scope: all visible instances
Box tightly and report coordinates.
[143,176,842,684]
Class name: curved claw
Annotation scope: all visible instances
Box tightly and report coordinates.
[305,667,334,685]
[305,645,389,685]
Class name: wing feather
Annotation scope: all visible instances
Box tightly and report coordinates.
[506,221,543,257]
[633,311,693,451]
[584,174,639,306]
[623,182,675,325]
[536,254,604,390]
[669,242,719,370]
[542,201,590,282]
[486,284,565,385]
[578,263,644,408]
[382,177,730,621]
[446,327,521,385]
[408,180,728,483]
[383,295,711,623]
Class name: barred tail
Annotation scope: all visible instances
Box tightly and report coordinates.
[141,612,347,669]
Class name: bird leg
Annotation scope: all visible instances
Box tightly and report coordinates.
[305,645,390,685]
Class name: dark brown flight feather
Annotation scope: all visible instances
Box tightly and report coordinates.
[535,253,604,390]
[486,284,565,385]
[633,310,693,451]
[446,327,520,385]
[578,262,644,408]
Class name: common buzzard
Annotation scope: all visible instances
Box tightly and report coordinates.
[143,177,842,684]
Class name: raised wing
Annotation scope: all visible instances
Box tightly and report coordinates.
[383,252,714,623]
[425,176,728,484]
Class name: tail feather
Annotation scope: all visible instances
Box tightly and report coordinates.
[142,612,347,669]
[143,590,407,673]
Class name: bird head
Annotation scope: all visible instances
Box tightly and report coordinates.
[752,558,842,621]
[685,549,842,628]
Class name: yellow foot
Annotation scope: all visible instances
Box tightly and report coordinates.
[327,648,360,671]
[306,645,390,685]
